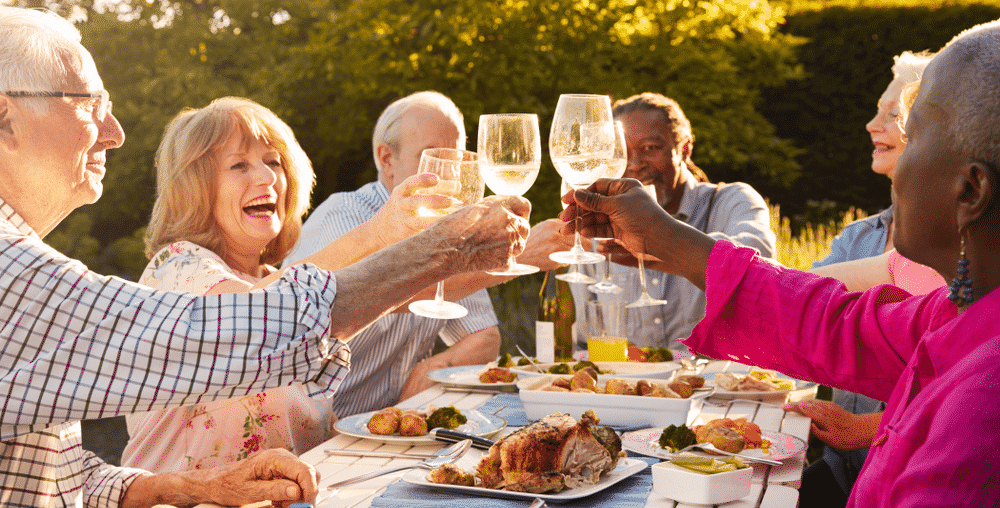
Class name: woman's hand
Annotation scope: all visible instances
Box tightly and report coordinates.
[371,173,454,246]
[783,399,883,451]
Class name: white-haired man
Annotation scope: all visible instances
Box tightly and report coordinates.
[286,91,567,414]
[0,8,528,507]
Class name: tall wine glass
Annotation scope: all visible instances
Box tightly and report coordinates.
[548,94,615,272]
[588,120,627,294]
[408,148,485,319]
[557,178,595,284]
[626,184,668,308]
[478,113,541,276]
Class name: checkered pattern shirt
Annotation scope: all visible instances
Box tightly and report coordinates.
[0,199,351,507]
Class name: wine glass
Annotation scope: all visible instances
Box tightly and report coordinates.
[548,94,615,268]
[588,120,628,294]
[557,178,596,284]
[407,148,485,319]
[478,113,541,276]
[627,184,668,308]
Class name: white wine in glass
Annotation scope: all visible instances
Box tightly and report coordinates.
[408,148,485,319]
[478,113,541,276]
[549,94,615,268]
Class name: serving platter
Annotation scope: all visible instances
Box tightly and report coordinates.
[621,427,807,462]
[427,365,519,391]
[335,409,506,445]
[402,453,648,502]
[511,361,679,379]
[706,372,817,400]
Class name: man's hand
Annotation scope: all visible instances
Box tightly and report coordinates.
[783,400,882,451]
[371,173,453,246]
[559,178,667,257]
[427,195,531,273]
[122,448,319,508]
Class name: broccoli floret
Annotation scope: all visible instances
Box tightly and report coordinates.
[517,357,532,366]
[426,406,468,430]
[547,363,571,374]
[641,347,674,363]
[659,424,696,452]
[497,352,514,368]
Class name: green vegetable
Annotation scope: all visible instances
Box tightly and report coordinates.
[425,406,467,430]
[497,352,514,368]
[641,347,674,362]
[547,363,571,374]
[659,424,696,452]
[517,357,532,366]
[670,453,747,474]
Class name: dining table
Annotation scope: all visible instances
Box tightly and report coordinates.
[195,360,815,508]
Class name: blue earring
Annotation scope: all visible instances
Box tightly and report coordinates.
[948,235,974,308]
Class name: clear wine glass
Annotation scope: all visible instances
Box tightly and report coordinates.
[588,120,627,294]
[478,113,541,276]
[627,184,668,308]
[548,94,615,268]
[557,178,596,284]
[407,148,485,319]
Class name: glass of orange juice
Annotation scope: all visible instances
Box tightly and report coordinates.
[584,300,629,362]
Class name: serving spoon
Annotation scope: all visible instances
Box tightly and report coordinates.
[325,439,472,490]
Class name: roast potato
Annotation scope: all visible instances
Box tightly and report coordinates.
[675,375,706,389]
[398,413,429,436]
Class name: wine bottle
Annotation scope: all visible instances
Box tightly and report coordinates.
[536,267,576,362]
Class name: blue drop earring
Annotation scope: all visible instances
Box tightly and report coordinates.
[948,235,974,308]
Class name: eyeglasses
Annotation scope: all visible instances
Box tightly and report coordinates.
[3,90,111,120]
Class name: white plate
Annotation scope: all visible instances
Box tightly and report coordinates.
[511,361,679,379]
[621,427,807,462]
[402,454,648,501]
[707,372,817,400]
[335,409,506,445]
[427,365,518,391]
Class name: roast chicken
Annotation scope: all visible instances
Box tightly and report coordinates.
[475,410,623,493]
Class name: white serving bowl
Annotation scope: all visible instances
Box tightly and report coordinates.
[516,375,707,428]
[511,361,679,379]
[651,461,752,505]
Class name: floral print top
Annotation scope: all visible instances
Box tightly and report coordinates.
[119,241,336,472]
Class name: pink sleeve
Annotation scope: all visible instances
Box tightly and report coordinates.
[682,240,948,402]
[888,250,947,296]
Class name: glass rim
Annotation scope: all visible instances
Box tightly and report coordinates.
[479,112,538,119]
[420,147,477,162]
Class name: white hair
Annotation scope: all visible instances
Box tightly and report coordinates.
[0,7,86,115]
[371,91,464,173]
[938,19,1000,170]
[891,50,934,87]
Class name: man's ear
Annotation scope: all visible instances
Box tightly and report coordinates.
[0,95,16,152]
[680,139,693,160]
[376,144,394,185]
[956,161,997,230]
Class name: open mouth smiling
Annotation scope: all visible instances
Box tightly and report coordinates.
[243,196,277,217]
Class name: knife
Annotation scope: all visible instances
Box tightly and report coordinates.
[431,428,496,450]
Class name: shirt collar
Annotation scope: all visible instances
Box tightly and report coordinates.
[673,162,699,222]
[0,197,39,238]
[373,180,392,206]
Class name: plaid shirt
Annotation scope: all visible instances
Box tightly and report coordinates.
[0,199,351,507]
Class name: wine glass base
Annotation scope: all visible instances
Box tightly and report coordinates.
[486,263,540,276]
[549,250,604,265]
[408,299,468,319]
[588,280,624,294]
[556,271,596,284]
[626,296,668,308]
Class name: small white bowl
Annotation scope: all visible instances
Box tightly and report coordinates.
[651,460,752,505]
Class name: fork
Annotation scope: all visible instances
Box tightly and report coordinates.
[325,439,471,490]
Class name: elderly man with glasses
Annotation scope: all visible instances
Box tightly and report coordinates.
[0,7,528,507]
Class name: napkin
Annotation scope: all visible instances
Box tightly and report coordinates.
[369,457,659,508]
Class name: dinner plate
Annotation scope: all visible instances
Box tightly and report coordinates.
[511,361,679,379]
[706,372,817,400]
[402,454,648,502]
[427,365,519,391]
[335,409,506,445]
[621,427,807,462]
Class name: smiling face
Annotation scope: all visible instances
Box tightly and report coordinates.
[4,49,125,234]
[617,108,687,212]
[866,79,908,179]
[211,133,287,271]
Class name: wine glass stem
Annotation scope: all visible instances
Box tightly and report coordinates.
[603,257,612,282]
[434,281,446,305]
[637,256,650,295]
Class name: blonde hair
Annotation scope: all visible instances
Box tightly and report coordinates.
[145,97,314,266]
